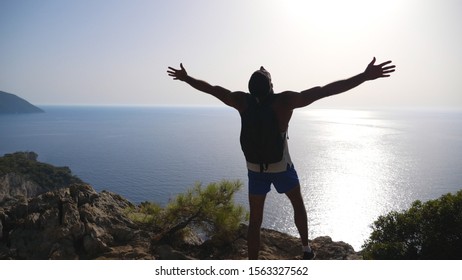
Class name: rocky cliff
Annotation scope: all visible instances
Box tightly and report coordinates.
[0,152,361,260]
[0,173,43,205]
[0,152,83,208]
[0,91,44,114]
[0,184,360,260]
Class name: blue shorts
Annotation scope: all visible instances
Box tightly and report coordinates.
[248,164,300,195]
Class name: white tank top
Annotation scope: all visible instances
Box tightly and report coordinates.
[246,131,293,173]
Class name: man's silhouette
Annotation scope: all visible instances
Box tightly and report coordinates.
[167,57,396,259]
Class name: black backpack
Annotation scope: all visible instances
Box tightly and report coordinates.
[240,95,285,172]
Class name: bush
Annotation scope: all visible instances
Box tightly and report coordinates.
[126,180,248,244]
[362,190,462,259]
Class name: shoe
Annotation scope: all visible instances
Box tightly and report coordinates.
[302,250,316,260]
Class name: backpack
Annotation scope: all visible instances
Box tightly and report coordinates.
[240,95,285,172]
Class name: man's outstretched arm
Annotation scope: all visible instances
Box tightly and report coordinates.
[287,57,396,108]
[167,63,245,109]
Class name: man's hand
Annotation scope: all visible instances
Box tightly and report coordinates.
[364,57,396,80]
[167,63,188,81]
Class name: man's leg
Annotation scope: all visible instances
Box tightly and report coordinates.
[248,193,266,259]
[285,185,309,247]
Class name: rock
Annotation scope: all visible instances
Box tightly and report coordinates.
[311,236,362,260]
[166,224,362,260]
[0,152,84,208]
[248,226,362,260]
[0,173,43,205]
[0,184,153,259]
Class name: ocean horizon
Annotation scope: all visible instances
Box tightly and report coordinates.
[1,105,461,250]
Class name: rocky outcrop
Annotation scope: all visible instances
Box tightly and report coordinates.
[0,173,45,206]
[0,152,362,260]
[252,227,360,260]
[0,152,83,208]
[0,184,153,259]
[0,182,362,260]
[161,224,361,260]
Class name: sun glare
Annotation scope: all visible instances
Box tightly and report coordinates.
[283,0,371,27]
[280,0,400,40]
[295,109,403,249]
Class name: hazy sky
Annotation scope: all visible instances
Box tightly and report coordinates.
[1,0,461,108]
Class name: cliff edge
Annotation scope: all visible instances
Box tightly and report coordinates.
[0,152,361,260]
[0,184,360,260]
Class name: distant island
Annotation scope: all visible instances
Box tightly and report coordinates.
[0,91,44,114]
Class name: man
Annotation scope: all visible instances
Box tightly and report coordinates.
[167,58,396,259]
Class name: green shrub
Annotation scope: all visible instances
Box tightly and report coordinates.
[125,201,164,225]
[362,190,462,259]
[127,180,248,244]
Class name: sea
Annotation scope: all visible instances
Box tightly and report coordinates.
[1,105,461,250]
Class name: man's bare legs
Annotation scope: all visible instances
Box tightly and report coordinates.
[285,185,309,247]
[248,193,266,259]
[248,185,308,259]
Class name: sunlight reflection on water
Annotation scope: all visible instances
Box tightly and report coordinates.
[265,109,420,250]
